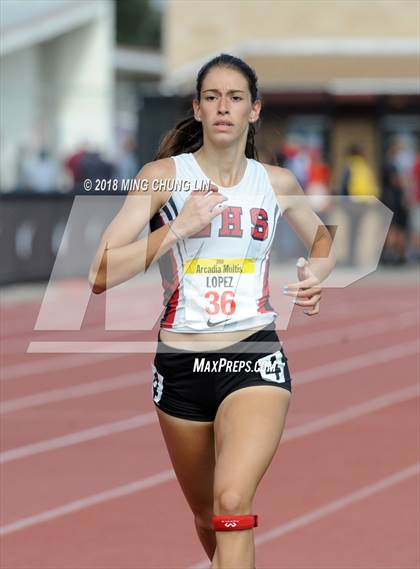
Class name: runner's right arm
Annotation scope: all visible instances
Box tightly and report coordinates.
[88,159,227,294]
[88,159,176,293]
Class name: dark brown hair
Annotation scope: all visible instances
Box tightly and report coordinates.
[155,53,261,160]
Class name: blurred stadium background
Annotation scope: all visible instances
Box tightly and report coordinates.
[1,3,419,568]
[0,0,419,286]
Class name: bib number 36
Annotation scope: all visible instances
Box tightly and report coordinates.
[204,290,236,316]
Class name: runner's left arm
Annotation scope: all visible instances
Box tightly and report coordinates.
[265,165,336,315]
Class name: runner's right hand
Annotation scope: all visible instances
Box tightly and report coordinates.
[171,184,228,238]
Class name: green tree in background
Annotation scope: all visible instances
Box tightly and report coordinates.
[116,0,161,48]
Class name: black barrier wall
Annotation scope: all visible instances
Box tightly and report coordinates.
[1,193,131,287]
[0,193,73,285]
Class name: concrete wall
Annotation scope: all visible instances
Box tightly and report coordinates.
[0,47,41,189]
[163,0,419,90]
[40,16,114,158]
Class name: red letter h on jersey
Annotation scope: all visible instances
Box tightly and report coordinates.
[218,206,243,238]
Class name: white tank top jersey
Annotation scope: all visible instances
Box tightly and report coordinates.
[149,152,283,333]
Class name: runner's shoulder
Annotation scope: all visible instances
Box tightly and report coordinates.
[136,157,175,183]
[133,157,175,209]
[260,163,301,197]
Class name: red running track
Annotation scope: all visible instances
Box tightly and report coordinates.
[0,280,419,568]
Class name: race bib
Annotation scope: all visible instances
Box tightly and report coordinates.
[183,257,256,327]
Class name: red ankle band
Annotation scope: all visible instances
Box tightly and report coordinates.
[212,514,259,531]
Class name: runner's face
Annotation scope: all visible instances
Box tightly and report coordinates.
[193,67,260,144]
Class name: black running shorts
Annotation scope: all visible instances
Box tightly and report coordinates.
[151,322,292,422]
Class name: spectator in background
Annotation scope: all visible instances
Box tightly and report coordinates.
[338,144,380,266]
[340,144,379,199]
[305,147,331,216]
[71,147,114,194]
[16,144,32,190]
[65,143,88,191]
[285,142,311,189]
[380,141,409,265]
[20,148,58,193]
[116,136,139,181]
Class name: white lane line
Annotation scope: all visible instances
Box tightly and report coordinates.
[2,309,160,351]
[26,341,158,353]
[1,287,159,340]
[294,339,419,386]
[1,387,418,537]
[0,469,176,537]
[1,341,418,461]
[2,301,414,380]
[0,413,157,464]
[0,371,150,415]
[189,464,420,569]
[286,310,418,350]
[1,353,129,382]
[289,298,413,330]
[283,384,419,441]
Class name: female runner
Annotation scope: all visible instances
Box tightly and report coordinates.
[89,54,335,569]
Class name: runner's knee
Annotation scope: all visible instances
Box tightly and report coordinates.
[214,489,251,515]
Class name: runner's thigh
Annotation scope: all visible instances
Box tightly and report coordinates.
[213,386,291,503]
[156,407,216,515]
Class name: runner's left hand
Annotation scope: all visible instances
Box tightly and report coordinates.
[284,257,322,316]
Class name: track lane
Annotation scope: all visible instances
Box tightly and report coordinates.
[1,280,418,567]
[1,392,418,568]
